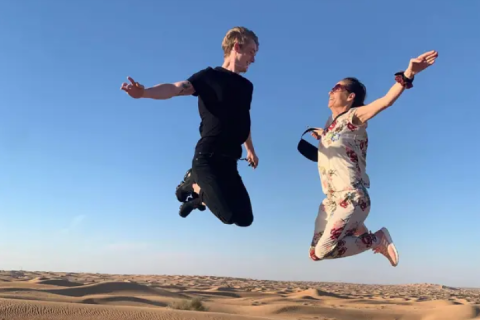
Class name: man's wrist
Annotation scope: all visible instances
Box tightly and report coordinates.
[140,88,149,98]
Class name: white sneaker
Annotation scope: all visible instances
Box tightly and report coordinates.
[373,227,399,267]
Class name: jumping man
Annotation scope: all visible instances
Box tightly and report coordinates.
[121,27,259,227]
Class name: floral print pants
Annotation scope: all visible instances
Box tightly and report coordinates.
[309,190,378,261]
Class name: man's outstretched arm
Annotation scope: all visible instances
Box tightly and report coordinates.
[143,80,195,99]
[121,76,195,99]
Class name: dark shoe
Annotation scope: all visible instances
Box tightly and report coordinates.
[179,197,206,218]
[175,169,194,202]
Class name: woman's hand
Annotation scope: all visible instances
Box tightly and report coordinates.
[310,128,324,140]
[405,50,438,78]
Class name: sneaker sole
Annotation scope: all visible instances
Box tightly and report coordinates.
[179,203,193,218]
[179,202,206,218]
[380,227,399,267]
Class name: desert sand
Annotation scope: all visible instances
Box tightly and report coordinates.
[0,270,478,320]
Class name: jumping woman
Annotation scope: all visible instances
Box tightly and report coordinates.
[307,50,438,266]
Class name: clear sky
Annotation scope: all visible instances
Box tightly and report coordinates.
[0,0,479,288]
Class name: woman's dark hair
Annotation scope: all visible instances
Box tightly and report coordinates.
[343,77,367,108]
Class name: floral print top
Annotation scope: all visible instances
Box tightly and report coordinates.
[317,108,370,195]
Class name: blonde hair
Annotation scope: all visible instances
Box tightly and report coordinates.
[221,26,259,58]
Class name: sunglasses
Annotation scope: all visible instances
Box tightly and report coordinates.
[330,84,350,93]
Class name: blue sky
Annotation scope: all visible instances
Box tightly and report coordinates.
[0,0,479,287]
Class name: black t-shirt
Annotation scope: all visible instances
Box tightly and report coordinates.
[188,66,253,159]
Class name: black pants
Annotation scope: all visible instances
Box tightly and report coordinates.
[191,151,253,227]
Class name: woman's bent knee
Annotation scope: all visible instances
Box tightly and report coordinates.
[314,248,329,261]
[313,243,337,261]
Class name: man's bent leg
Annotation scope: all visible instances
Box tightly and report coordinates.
[191,153,236,224]
[226,172,253,227]
[192,153,253,226]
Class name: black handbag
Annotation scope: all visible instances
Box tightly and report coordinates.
[297,127,319,162]
[298,111,348,162]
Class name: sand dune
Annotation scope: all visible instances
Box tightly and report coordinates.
[29,277,83,287]
[0,298,270,320]
[44,281,186,298]
[287,288,350,299]
[0,270,479,320]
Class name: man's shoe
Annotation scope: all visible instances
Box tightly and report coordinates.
[175,169,194,202]
[179,197,206,218]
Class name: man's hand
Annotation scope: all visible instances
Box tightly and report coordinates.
[121,76,145,98]
[246,151,259,169]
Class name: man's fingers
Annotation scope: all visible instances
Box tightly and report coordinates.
[121,82,131,91]
[129,78,144,89]
[246,156,258,168]
[121,78,136,91]
[127,76,143,88]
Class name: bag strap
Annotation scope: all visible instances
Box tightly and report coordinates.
[297,110,350,163]
[305,110,349,136]
[300,127,318,137]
